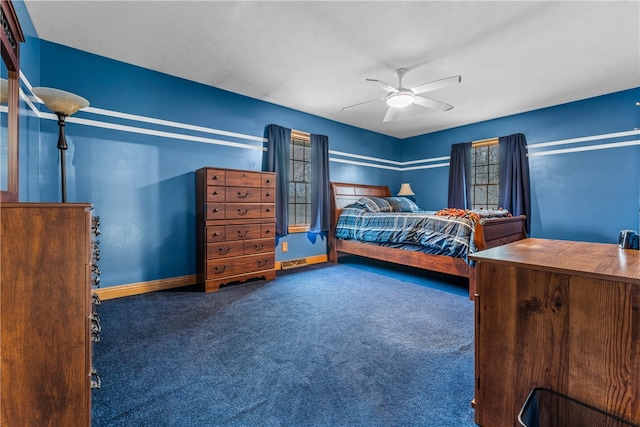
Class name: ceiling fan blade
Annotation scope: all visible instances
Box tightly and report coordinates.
[383,107,398,123]
[414,96,454,111]
[366,79,399,93]
[341,97,384,112]
[410,75,461,95]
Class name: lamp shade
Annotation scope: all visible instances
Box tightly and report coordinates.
[386,90,415,108]
[397,183,415,196]
[0,78,7,104]
[32,87,89,116]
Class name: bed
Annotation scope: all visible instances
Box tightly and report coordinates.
[328,182,527,299]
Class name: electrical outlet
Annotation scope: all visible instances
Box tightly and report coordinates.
[282,241,288,253]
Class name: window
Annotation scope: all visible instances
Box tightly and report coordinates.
[471,138,499,209]
[288,130,311,232]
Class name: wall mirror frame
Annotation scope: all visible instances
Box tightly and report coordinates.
[1,0,24,202]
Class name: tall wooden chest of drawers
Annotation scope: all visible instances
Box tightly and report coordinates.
[0,203,101,426]
[196,167,276,292]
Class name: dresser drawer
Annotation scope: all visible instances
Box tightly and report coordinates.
[207,241,244,259]
[262,188,275,203]
[262,173,275,188]
[226,170,262,187]
[225,203,262,220]
[244,238,275,255]
[226,186,261,203]
[206,254,275,278]
[205,204,225,220]
[205,186,225,203]
[226,224,262,240]
[262,204,275,218]
[206,226,226,243]
[206,169,226,186]
[262,224,275,238]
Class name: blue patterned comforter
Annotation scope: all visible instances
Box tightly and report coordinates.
[335,206,481,262]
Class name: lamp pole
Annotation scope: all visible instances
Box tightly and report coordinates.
[56,112,69,202]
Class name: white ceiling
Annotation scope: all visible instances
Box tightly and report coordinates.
[23,1,640,139]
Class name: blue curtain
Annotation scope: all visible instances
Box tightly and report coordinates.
[498,133,531,234]
[310,134,330,233]
[448,142,472,208]
[266,124,290,236]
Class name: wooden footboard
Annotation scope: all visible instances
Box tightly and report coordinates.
[328,182,527,299]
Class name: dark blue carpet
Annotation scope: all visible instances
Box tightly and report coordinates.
[91,260,476,426]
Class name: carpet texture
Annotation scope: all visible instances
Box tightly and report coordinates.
[91,260,476,426]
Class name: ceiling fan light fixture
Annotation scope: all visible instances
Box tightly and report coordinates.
[386,91,415,108]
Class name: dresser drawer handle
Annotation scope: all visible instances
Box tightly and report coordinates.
[212,232,219,237]
[212,208,219,213]
[212,190,219,195]
[265,192,271,197]
[214,265,228,274]
[265,208,271,213]
[92,293,102,306]
[237,230,249,237]
[257,259,269,267]
[212,175,220,180]
[92,263,101,276]
[237,191,250,199]
[265,179,272,184]
[237,209,249,216]
[264,229,271,234]
[217,247,231,255]
[253,243,266,251]
[91,369,101,389]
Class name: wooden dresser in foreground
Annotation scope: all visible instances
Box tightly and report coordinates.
[196,167,276,292]
[471,238,640,426]
[1,203,101,426]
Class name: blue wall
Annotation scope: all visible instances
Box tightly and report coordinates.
[16,33,403,287]
[402,89,640,243]
[13,3,640,288]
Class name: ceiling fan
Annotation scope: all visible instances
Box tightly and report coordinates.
[341,68,462,123]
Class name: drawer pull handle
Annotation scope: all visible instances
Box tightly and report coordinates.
[214,265,228,274]
[237,209,249,216]
[212,232,219,237]
[91,369,101,389]
[254,243,266,251]
[92,216,101,235]
[213,175,220,180]
[265,208,271,213]
[237,230,249,237]
[257,259,269,267]
[218,247,231,255]
[212,208,219,213]
[264,229,271,234]
[265,179,272,184]
[265,192,271,197]
[90,313,101,333]
[212,190,219,195]
[237,191,250,199]
[92,293,102,306]
[92,264,101,276]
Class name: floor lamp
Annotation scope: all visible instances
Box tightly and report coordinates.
[32,87,89,203]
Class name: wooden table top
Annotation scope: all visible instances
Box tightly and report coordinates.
[470,238,640,284]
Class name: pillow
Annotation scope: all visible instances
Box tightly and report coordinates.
[353,197,394,213]
[385,197,421,213]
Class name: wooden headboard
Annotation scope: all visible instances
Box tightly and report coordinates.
[330,182,391,232]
